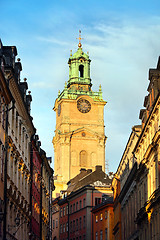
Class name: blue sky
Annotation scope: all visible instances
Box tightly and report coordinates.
[1,0,160,173]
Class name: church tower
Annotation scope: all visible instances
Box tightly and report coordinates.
[53,31,107,196]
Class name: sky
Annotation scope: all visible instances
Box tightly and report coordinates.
[1,0,160,173]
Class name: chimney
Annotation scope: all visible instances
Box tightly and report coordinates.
[95,165,102,171]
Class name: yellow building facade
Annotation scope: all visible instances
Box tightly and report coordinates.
[53,40,107,196]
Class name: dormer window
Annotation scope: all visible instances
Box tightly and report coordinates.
[79,65,84,78]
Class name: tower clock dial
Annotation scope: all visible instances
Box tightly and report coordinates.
[77,99,91,113]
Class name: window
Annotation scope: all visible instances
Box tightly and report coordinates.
[1,145,4,181]
[96,215,98,222]
[66,205,68,215]
[56,218,58,228]
[100,213,103,221]
[79,65,84,78]
[83,198,86,208]
[96,232,98,240]
[80,150,87,167]
[60,224,62,234]
[79,200,82,209]
[83,216,86,228]
[76,202,78,211]
[73,220,75,232]
[100,230,103,240]
[63,224,65,233]
[105,211,107,219]
[76,219,78,231]
[53,220,55,229]
[83,234,86,240]
[70,221,72,233]
[66,222,68,232]
[60,208,62,217]
[95,198,101,205]
[73,203,75,212]
[79,217,82,229]
[105,228,108,240]
[70,205,72,214]
[2,106,5,129]
[63,207,65,216]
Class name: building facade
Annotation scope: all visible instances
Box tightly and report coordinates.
[112,177,121,240]
[40,150,53,240]
[0,39,54,240]
[116,126,141,240]
[52,198,60,240]
[92,196,114,240]
[30,135,41,240]
[53,38,107,196]
[134,57,160,239]
[1,41,35,240]
[53,166,113,240]
[113,57,160,240]
[0,40,12,239]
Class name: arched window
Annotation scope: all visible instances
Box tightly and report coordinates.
[79,65,84,78]
[80,150,87,167]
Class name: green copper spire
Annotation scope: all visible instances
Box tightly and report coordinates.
[67,47,91,89]
[67,30,91,90]
[57,31,105,103]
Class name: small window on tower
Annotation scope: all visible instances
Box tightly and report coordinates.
[79,65,84,78]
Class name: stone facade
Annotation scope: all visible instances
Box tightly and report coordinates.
[41,151,53,240]
[0,39,54,240]
[134,57,160,239]
[0,40,12,239]
[2,42,35,240]
[113,56,160,240]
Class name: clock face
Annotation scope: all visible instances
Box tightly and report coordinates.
[77,99,91,113]
[58,104,61,116]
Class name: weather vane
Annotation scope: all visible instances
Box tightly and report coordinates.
[76,30,83,48]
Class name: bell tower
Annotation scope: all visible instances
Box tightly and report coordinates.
[53,31,107,196]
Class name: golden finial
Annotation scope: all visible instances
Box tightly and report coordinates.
[70,50,72,56]
[76,30,83,48]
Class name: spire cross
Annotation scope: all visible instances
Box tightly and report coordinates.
[76,30,83,48]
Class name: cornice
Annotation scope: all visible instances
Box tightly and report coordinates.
[134,93,160,154]
[7,72,35,136]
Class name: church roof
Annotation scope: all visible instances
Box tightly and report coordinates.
[67,165,112,193]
